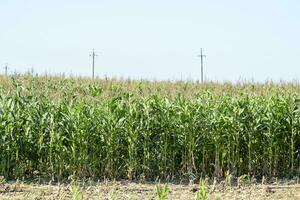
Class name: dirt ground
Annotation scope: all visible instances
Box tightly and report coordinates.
[1,179,300,200]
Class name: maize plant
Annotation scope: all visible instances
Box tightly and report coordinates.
[0,76,300,180]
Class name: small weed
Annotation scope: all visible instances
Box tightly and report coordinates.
[225,171,233,186]
[155,183,169,200]
[70,183,83,200]
[195,178,207,200]
[0,176,5,184]
[238,174,251,186]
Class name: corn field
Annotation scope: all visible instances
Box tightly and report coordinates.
[1,76,300,181]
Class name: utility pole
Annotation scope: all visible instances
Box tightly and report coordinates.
[3,64,8,76]
[198,48,206,83]
[89,48,98,79]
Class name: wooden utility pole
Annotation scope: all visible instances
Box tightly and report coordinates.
[198,48,206,83]
[3,64,8,76]
[90,49,98,79]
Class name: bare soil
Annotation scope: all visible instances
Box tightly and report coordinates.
[1,180,300,199]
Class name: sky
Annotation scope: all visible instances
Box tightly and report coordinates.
[0,0,300,82]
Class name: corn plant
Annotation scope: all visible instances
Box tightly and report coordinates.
[0,76,300,181]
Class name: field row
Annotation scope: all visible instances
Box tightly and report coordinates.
[1,79,300,180]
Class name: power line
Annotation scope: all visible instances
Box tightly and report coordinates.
[198,48,206,83]
[89,48,98,79]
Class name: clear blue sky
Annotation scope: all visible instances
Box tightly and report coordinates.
[1,0,299,82]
